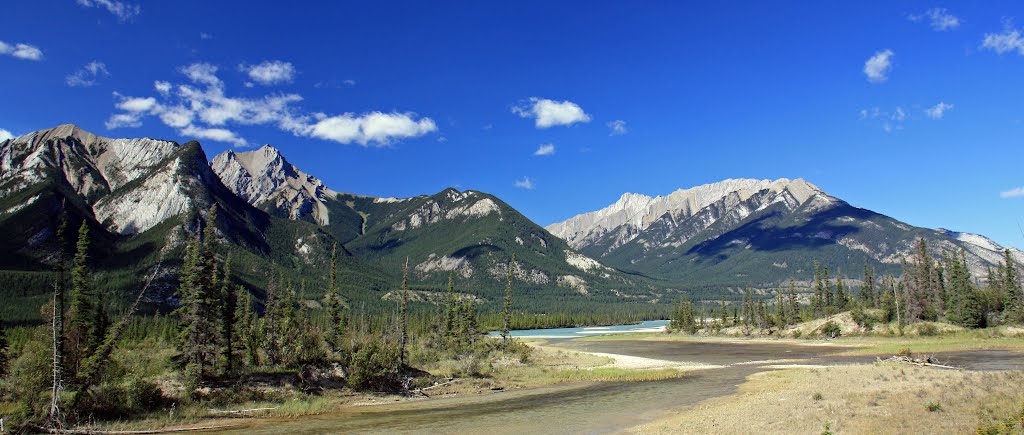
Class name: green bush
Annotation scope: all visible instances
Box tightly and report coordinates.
[819,321,842,339]
[926,401,942,412]
[917,323,939,337]
[125,378,166,413]
[347,339,401,391]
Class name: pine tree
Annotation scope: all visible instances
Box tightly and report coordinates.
[52,218,67,371]
[822,266,833,313]
[68,220,94,373]
[264,274,281,367]
[786,280,800,325]
[219,256,238,374]
[811,261,824,316]
[91,290,109,353]
[444,273,457,341]
[49,217,68,426]
[1002,249,1022,319]
[236,287,260,369]
[741,287,752,326]
[947,249,983,328]
[0,321,8,377]
[501,254,516,344]
[775,288,785,327]
[398,258,410,369]
[325,244,346,353]
[860,259,876,307]
[834,274,848,312]
[175,213,220,390]
[719,292,728,326]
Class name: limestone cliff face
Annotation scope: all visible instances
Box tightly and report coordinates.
[0,124,199,234]
[211,145,336,225]
[547,178,833,253]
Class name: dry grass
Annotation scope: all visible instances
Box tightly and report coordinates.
[632,364,1024,434]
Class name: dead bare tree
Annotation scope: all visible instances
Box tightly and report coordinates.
[70,264,162,412]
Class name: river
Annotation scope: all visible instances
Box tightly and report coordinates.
[219,324,1023,434]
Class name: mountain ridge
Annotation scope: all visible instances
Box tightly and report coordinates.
[548,178,1024,286]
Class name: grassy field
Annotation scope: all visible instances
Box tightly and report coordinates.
[633,363,1024,434]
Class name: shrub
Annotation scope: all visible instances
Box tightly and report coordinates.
[896,348,913,358]
[819,321,842,339]
[125,378,166,413]
[917,323,939,337]
[347,339,401,391]
[926,401,943,412]
[813,392,824,401]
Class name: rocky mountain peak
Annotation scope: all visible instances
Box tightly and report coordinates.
[211,145,336,225]
[546,178,830,250]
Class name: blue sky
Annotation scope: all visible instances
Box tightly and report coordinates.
[3,1,1024,248]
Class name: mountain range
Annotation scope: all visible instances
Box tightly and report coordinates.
[1,124,1021,322]
[547,178,1024,286]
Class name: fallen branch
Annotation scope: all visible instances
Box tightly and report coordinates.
[876,355,962,370]
[419,378,463,392]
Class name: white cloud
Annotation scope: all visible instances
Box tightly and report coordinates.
[105,113,143,129]
[0,128,14,142]
[115,94,158,112]
[910,8,960,31]
[76,0,141,21]
[158,105,194,128]
[240,60,296,86]
[180,63,221,86]
[180,125,247,147]
[66,61,110,87]
[343,79,356,86]
[512,97,591,128]
[925,102,954,119]
[982,22,1024,56]
[308,112,437,146]
[106,62,437,147]
[859,106,906,132]
[533,144,555,156]
[1000,187,1024,199]
[607,119,627,136]
[199,32,212,40]
[514,176,535,189]
[154,81,171,95]
[0,41,44,61]
[864,49,894,83]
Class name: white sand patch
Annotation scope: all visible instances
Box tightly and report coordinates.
[583,351,724,371]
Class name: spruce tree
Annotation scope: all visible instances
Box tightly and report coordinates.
[175,217,219,390]
[860,259,876,307]
[1002,249,1022,319]
[264,274,281,367]
[68,220,94,372]
[786,280,800,325]
[822,266,833,313]
[52,218,67,381]
[326,244,346,353]
[719,292,728,326]
[398,258,410,368]
[501,254,516,344]
[812,261,824,317]
[775,288,786,327]
[444,273,457,341]
[834,274,848,312]
[0,321,8,377]
[219,256,238,374]
[235,286,260,368]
